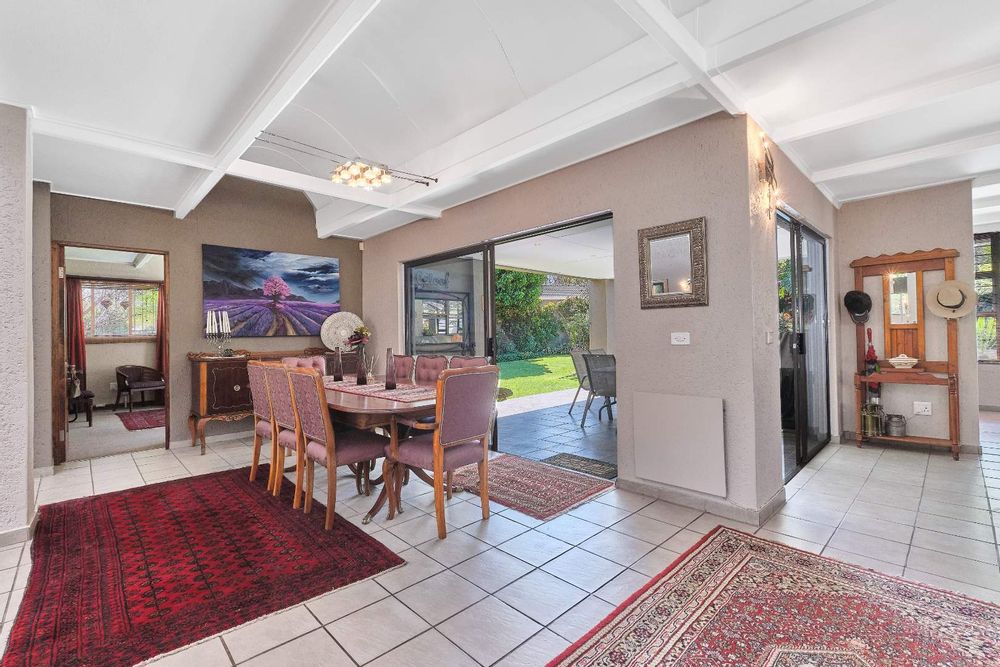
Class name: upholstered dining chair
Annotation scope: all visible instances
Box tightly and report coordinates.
[414,354,449,383]
[281,355,326,372]
[392,355,415,383]
[448,355,489,369]
[246,361,278,490]
[262,365,302,506]
[385,365,500,539]
[287,367,389,530]
[581,353,616,427]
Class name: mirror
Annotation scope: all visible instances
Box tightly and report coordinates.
[639,217,707,308]
[888,272,918,324]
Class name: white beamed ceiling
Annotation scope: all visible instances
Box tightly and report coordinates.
[3,0,1000,234]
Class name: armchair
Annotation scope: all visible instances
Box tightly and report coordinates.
[114,365,166,412]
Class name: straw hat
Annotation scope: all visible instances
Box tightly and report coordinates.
[926,280,976,319]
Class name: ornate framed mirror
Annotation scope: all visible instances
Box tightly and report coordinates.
[638,217,708,308]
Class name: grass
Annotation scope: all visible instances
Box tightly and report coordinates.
[498,354,578,399]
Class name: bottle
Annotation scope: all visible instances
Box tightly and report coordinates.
[385,348,396,390]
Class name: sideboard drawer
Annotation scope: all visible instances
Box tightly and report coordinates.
[208,362,251,413]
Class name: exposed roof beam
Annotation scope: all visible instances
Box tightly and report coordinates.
[812,128,1000,183]
[772,60,1000,143]
[32,115,215,169]
[612,0,743,114]
[227,159,441,218]
[173,0,381,219]
[974,195,1000,210]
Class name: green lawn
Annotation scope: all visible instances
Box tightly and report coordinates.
[498,354,578,399]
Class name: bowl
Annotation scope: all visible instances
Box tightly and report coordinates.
[887,354,919,369]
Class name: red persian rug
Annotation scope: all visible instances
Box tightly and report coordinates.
[3,466,403,667]
[452,454,613,520]
[549,527,1000,666]
[116,408,165,431]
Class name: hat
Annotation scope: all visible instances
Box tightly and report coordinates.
[843,290,872,324]
[927,280,976,319]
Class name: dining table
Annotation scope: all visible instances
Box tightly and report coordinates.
[324,376,438,524]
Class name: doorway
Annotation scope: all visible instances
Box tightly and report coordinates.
[776,211,830,482]
[52,243,170,463]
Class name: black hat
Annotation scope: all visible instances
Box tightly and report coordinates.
[843,291,872,324]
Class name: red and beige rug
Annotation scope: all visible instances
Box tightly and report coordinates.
[3,466,402,667]
[116,408,165,431]
[549,527,1000,666]
[452,454,613,520]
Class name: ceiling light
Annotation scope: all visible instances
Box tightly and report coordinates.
[331,159,392,190]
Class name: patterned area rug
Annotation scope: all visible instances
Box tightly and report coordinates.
[541,453,618,480]
[548,527,1000,666]
[323,377,436,403]
[452,454,613,520]
[116,409,165,431]
[3,466,402,667]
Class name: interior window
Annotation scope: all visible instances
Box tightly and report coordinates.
[82,281,159,339]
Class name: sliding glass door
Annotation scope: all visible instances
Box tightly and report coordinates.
[777,211,830,481]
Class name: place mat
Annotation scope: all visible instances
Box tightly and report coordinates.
[323,377,437,403]
[541,453,618,480]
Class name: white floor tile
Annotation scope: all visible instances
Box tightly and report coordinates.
[450,548,535,594]
[438,597,541,666]
[327,597,430,664]
[222,605,319,664]
[497,530,573,567]
[366,630,478,667]
[395,571,487,625]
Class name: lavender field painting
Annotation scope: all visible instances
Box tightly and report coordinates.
[202,244,340,337]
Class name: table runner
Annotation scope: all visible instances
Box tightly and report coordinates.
[323,377,437,403]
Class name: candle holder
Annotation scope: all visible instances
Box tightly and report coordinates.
[205,309,233,357]
[207,330,232,357]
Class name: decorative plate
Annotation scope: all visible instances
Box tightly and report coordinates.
[321,312,363,351]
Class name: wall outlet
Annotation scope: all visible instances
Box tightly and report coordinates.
[670,332,691,345]
[913,401,932,416]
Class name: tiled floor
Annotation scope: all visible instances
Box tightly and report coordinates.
[2,418,998,666]
[497,390,617,465]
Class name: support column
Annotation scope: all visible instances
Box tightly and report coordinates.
[0,103,35,542]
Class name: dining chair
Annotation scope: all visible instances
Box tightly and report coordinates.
[262,365,303,506]
[568,351,590,415]
[247,361,278,490]
[287,367,389,530]
[448,355,489,369]
[581,353,616,427]
[281,355,326,372]
[393,354,415,383]
[386,365,500,539]
[414,354,449,383]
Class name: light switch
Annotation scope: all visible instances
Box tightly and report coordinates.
[670,332,691,345]
[766,331,774,344]
[913,401,932,416]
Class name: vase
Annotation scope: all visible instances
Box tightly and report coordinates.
[356,346,367,385]
[384,347,396,390]
[331,348,343,381]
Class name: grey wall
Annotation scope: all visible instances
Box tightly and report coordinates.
[0,103,35,539]
[980,364,1000,410]
[40,176,363,449]
[835,181,978,449]
[33,182,52,470]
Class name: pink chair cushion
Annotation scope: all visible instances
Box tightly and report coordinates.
[449,356,488,369]
[414,355,448,383]
[306,429,387,468]
[277,428,297,450]
[255,420,273,439]
[281,356,326,372]
[389,434,484,471]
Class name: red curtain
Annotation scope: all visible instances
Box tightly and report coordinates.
[154,283,167,372]
[66,278,87,374]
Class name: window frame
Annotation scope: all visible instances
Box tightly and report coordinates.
[975,232,1000,362]
[80,279,161,344]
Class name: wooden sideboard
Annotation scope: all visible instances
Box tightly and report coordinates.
[186,348,357,454]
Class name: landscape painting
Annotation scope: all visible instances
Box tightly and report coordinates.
[202,244,340,337]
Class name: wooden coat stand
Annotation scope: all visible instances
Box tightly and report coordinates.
[850,248,961,460]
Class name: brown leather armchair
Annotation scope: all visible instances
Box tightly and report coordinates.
[114,365,165,412]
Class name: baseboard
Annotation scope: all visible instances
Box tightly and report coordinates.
[34,465,54,478]
[615,477,786,527]
[168,429,253,449]
[979,405,1000,412]
[0,511,37,548]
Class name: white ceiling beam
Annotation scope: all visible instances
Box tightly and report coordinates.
[974,195,1000,210]
[611,0,743,114]
[812,128,1000,183]
[772,60,1000,143]
[226,159,441,218]
[173,0,381,219]
[32,115,216,169]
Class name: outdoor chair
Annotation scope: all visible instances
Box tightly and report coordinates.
[581,353,616,427]
[568,348,606,415]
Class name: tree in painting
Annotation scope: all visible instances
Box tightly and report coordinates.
[202,245,341,337]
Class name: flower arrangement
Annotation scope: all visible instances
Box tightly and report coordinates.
[347,325,371,350]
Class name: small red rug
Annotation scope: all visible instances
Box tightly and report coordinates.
[452,454,613,520]
[116,409,165,431]
[549,527,1000,666]
[3,466,403,667]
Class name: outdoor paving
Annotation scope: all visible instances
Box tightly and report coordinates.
[497,390,617,466]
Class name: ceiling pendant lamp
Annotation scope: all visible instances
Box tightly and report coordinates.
[330,159,393,190]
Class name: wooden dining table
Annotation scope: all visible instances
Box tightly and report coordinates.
[324,378,438,524]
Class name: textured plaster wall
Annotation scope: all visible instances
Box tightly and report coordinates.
[45,176,363,443]
[0,103,34,536]
[33,182,52,470]
[836,182,978,449]
[363,113,801,516]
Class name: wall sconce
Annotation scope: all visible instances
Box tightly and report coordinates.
[758,133,779,217]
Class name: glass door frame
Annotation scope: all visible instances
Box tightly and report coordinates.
[777,209,831,476]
